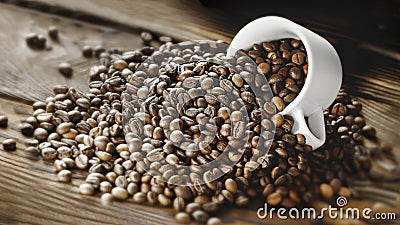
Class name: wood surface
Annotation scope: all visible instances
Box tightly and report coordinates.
[0,1,399,225]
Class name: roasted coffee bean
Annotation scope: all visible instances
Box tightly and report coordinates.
[141,31,153,45]
[48,26,58,40]
[26,33,39,48]
[111,187,129,200]
[320,183,334,199]
[37,35,46,49]
[192,210,209,224]
[207,217,223,225]
[82,45,93,58]
[0,115,8,127]
[2,139,16,151]
[133,192,147,203]
[267,192,282,206]
[175,212,191,224]
[257,63,270,75]
[362,125,376,138]
[58,63,73,77]
[79,183,94,195]
[173,197,186,212]
[57,170,72,183]
[19,123,34,136]
[101,193,114,205]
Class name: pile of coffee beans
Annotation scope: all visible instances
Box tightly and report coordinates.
[14,33,378,225]
[242,39,307,111]
[255,90,375,208]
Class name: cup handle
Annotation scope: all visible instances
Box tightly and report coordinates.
[290,108,326,150]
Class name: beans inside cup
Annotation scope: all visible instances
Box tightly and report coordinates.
[242,39,308,111]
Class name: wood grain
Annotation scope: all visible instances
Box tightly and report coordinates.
[0,1,399,225]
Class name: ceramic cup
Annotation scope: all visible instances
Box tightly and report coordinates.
[227,16,342,149]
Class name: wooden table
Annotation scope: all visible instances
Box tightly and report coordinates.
[0,1,399,224]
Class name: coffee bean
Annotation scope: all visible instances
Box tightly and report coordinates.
[207,217,222,225]
[37,35,46,49]
[292,52,306,65]
[175,212,191,224]
[202,202,218,213]
[262,42,276,52]
[330,178,342,193]
[272,97,285,112]
[75,154,89,169]
[186,202,201,214]
[267,192,282,206]
[133,192,147,203]
[113,59,128,71]
[201,78,214,90]
[320,183,334,199]
[82,45,93,58]
[141,31,153,45]
[111,187,129,200]
[2,139,16,151]
[58,63,73,77]
[94,45,105,58]
[79,183,94,195]
[101,193,114,205]
[41,147,57,160]
[170,130,184,144]
[158,194,172,206]
[48,26,58,40]
[19,123,34,136]
[0,115,8,127]
[362,125,376,138]
[257,63,270,75]
[192,210,209,224]
[99,181,113,193]
[26,33,38,48]
[57,170,72,183]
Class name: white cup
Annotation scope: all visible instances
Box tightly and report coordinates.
[227,16,342,149]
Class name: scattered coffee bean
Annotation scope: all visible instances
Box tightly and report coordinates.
[101,193,114,205]
[37,35,46,49]
[79,183,94,195]
[26,33,39,48]
[175,212,191,224]
[141,31,153,45]
[94,45,105,58]
[207,217,222,225]
[58,62,73,77]
[82,45,93,58]
[48,26,58,40]
[0,115,8,127]
[57,169,72,183]
[2,139,16,151]
[19,123,34,136]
